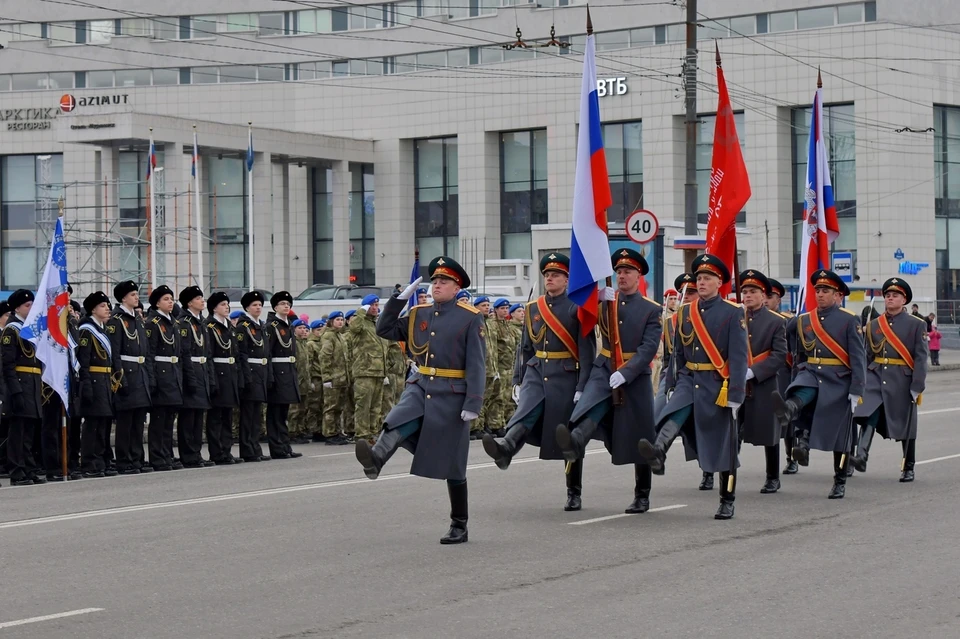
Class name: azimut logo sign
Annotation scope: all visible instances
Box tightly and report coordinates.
[59,93,130,113]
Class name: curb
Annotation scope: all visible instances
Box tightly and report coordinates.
[929,364,960,372]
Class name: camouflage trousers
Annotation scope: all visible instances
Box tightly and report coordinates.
[498,369,516,426]
[289,386,323,437]
[322,386,347,438]
[354,377,384,441]
[343,384,356,437]
[476,375,503,433]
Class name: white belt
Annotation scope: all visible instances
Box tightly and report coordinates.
[213,357,235,364]
[120,355,145,364]
[154,355,179,363]
[190,356,207,364]
[248,358,268,365]
[272,356,296,363]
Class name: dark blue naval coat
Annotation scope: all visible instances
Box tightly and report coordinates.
[570,291,662,465]
[740,306,788,447]
[786,303,866,452]
[377,296,486,481]
[853,311,927,441]
[658,295,749,474]
[507,292,594,460]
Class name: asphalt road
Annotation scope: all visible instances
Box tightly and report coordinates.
[3,374,960,639]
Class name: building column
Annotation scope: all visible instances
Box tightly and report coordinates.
[331,160,351,284]
[373,139,415,285]
[287,164,310,294]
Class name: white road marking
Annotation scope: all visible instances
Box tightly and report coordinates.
[918,407,960,416]
[0,608,104,630]
[916,453,960,465]
[568,504,688,525]
[308,451,357,458]
[0,449,606,531]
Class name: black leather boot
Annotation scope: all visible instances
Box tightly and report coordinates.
[638,419,682,476]
[851,424,875,473]
[793,430,811,467]
[715,471,736,520]
[440,480,468,544]
[482,423,526,470]
[771,391,802,432]
[625,463,651,514]
[900,439,916,482]
[783,437,799,474]
[564,459,583,511]
[761,444,781,493]
[355,427,404,480]
[828,452,847,499]
[555,418,599,463]
[699,472,714,491]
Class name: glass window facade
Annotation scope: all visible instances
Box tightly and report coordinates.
[500,129,547,259]
[349,163,376,285]
[1,155,63,289]
[697,112,746,225]
[415,137,459,262]
[312,167,334,285]
[934,106,960,300]
[207,156,247,288]
[792,103,857,273]
[602,121,643,223]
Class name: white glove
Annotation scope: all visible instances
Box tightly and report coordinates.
[398,277,423,301]
[383,376,390,386]
[494,372,500,381]
[361,304,371,313]
[849,394,860,412]
[323,381,333,389]
[911,390,920,402]
[310,383,316,390]
[667,389,674,402]
[745,368,755,381]
[727,402,741,413]
[609,371,626,389]
[598,286,617,302]
[460,410,479,421]
[512,385,520,404]
[574,391,582,403]
[409,362,419,374]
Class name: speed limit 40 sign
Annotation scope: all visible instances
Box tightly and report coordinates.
[624,209,659,244]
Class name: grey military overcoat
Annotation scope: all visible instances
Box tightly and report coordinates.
[740,306,788,447]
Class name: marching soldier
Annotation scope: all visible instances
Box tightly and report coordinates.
[772,270,866,499]
[767,278,800,475]
[177,286,216,469]
[1,289,46,485]
[852,278,928,481]
[482,253,595,510]
[76,292,118,478]
[206,291,244,464]
[492,298,516,437]
[108,281,153,475]
[638,254,748,520]
[265,292,303,459]
[236,291,271,462]
[356,256,485,544]
[319,311,350,445]
[145,285,185,471]
[349,294,389,444]
[474,296,501,439]
[555,249,661,513]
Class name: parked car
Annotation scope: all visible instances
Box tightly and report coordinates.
[222,288,273,303]
[296,284,395,301]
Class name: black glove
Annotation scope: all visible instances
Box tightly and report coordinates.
[11,392,25,414]
[81,381,94,404]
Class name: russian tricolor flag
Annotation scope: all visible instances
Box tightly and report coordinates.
[797,73,839,313]
[146,135,157,179]
[568,14,613,335]
[192,130,199,178]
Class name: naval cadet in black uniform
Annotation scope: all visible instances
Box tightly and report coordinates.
[265,291,302,459]
[555,248,662,514]
[356,256,486,544]
[1,289,47,485]
[852,278,928,482]
[236,291,271,462]
[76,291,118,478]
[145,285,186,471]
[107,281,153,474]
[766,278,800,475]
[177,286,216,469]
[0,299,7,479]
[206,291,244,464]
[772,270,866,499]
[481,252,595,511]
[638,254,748,520]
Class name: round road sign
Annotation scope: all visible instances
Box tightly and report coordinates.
[624,209,659,244]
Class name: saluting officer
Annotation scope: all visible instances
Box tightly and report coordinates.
[206,291,244,464]
[766,278,800,475]
[556,248,662,514]
[851,278,928,482]
[356,256,486,544]
[638,254,748,520]
[76,291,118,478]
[772,270,866,499]
[145,285,185,471]
[482,253,595,511]
[1,289,46,485]
[107,281,153,475]
[177,286,216,469]
[236,291,271,462]
[265,291,303,460]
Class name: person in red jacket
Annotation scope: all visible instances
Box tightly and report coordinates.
[928,321,942,366]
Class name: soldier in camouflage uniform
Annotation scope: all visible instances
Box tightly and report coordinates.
[508,303,524,345]
[492,298,516,437]
[384,339,407,413]
[473,296,500,440]
[350,295,389,443]
[307,319,326,440]
[320,311,350,445]
[286,320,313,444]
[343,310,357,440]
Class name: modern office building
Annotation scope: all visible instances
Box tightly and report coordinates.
[0,0,957,304]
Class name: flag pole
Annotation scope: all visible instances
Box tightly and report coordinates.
[149,128,157,290]
[247,121,255,292]
[61,404,68,480]
[194,125,204,291]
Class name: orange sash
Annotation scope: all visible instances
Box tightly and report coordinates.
[808,310,851,368]
[537,297,579,362]
[688,299,730,407]
[749,350,770,366]
[877,314,914,370]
